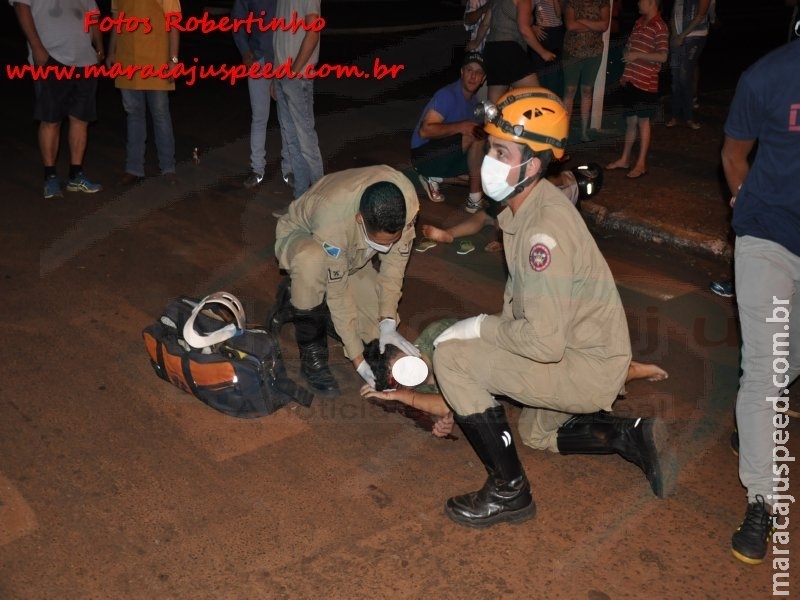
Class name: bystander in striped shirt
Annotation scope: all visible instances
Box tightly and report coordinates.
[534,0,562,27]
[620,12,669,93]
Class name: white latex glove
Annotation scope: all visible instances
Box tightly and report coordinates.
[433,314,487,348]
[378,318,421,357]
[356,360,376,388]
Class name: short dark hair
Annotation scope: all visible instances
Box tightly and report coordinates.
[359,181,406,234]
[363,338,404,390]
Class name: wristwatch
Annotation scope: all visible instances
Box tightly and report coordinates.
[170,56,179,64]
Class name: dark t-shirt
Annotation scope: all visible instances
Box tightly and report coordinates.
[725,39,800,257]
[411,81,479,149]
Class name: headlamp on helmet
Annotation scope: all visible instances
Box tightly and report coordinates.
[474,101,499,125]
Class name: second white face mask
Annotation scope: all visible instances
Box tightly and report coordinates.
[481,154,533,202]
[359,219,393,253]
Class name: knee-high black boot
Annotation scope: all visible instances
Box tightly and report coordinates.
[293,303,340,397]
[267,277,342,343]
[556,411,675,498]
[266,276,294,335]
[446,405,536,528]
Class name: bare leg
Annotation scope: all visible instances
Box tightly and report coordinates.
[488,85,508,104]
[466,138,484,195]
[38,121,60,167]
[511,73,540,89]
[563,85,577,122]
[627,360,669,382]
[607,115,637,169]
[633,117,651,173]
[579,84,593,140]
[67,116,89,166]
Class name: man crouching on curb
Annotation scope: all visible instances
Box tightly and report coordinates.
[431,88,676,528]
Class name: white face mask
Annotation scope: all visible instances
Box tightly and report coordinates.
[358,219,394,253]
[481,154,534,202]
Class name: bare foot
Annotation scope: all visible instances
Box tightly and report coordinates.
[421,224,454,244]
[627,361,669,382]
[605,159,630,171]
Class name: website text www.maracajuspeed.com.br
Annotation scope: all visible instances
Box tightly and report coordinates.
[5,57,405,87]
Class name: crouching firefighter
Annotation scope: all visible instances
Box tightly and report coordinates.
[271,165,421,397]
[431,88,676,528]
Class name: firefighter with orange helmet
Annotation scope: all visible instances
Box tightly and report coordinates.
[430,88,673,528]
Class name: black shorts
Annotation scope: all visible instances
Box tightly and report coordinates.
[483,41,536,87]
[33,57,98,123]
[411,134,468,178]
[621,84,659,119]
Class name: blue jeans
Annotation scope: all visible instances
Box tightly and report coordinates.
[275,77,324,198]
[669,36,706,122]
[120,89,175,176]
[247,58,272,177]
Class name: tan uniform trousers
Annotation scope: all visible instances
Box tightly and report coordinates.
[433,338,617,452]
[279,234,382,359]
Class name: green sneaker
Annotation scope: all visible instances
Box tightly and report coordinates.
[456,240,475,255]
[415,238,437,253]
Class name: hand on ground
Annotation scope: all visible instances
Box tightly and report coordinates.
[432,412,455,438]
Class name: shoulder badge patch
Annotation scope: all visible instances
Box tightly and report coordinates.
[529,243,551,272]
[322,242,341,258]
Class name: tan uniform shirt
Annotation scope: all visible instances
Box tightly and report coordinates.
[112,0,180,91]
[483,179,631,403]
[275,165,419,359]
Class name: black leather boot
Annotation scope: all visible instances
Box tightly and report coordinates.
[266,276,294,335]
[445,405,536,528]
[293,304,340,397]
[556,411,675,498]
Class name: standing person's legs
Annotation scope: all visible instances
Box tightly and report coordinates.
[607,114,637,170]
[275,79,303,198]
[579,84,594,140]
[632,117,651,173]
[670,43,690,122]
[38,121,60,169]
[731,235,800,563]
[279,78,323,197]
[510,73,540,90]
[578,55,602,140]
[466,138,484,195]
[146,90,176,175]
[561,57,581,123]
[487,85,508,104]
[734,236,800,506]
[121,89,147,177]
[67,116,89,171]
[683,37,706,125]
[246,61,271,178]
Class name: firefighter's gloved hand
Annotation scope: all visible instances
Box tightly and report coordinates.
[378,319,421,357]
[433,314,487,347]
[356,360,376,388]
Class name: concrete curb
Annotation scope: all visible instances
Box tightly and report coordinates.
[580,200,733,263]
